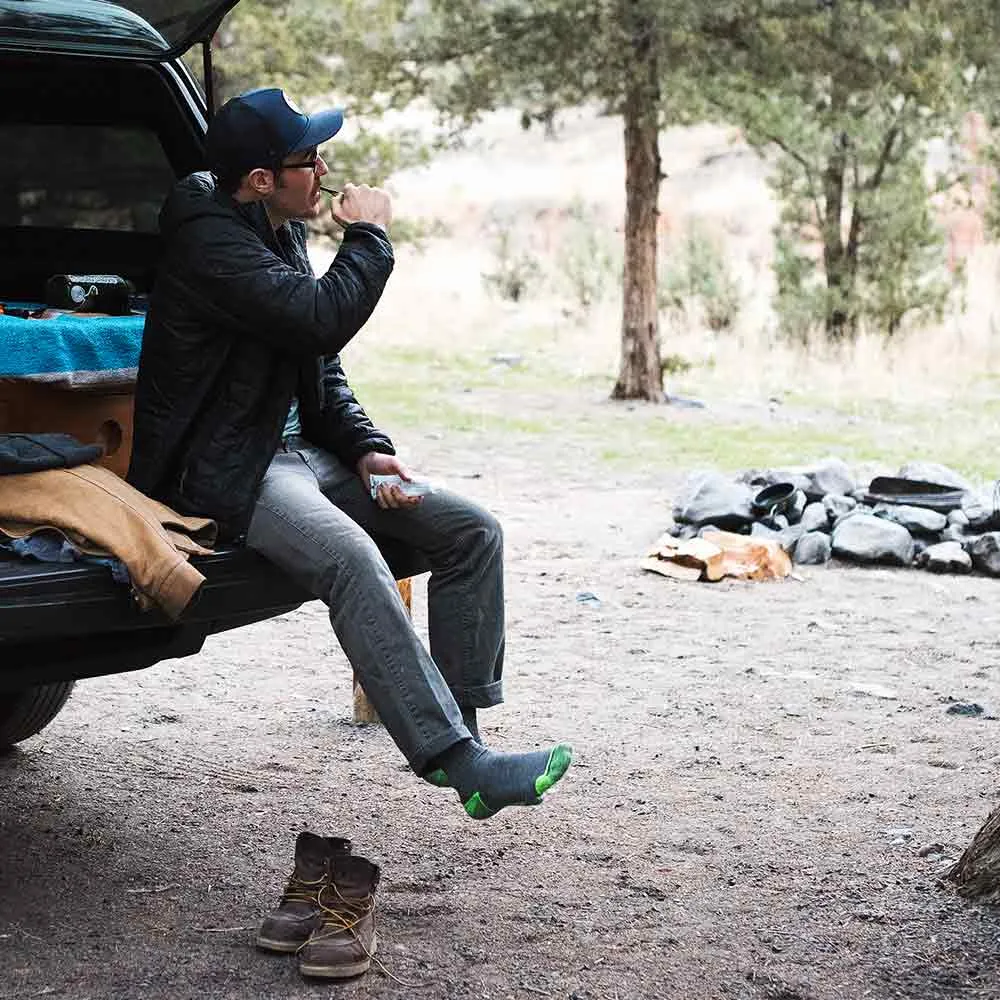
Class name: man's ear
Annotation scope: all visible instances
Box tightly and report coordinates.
[246,167,276,197]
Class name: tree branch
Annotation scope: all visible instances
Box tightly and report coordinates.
[701,84,824,228]
[865,99,909,192]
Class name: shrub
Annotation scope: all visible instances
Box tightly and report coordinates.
[659,219,742,331]
[482,217,541,302]
[554,198,621,311]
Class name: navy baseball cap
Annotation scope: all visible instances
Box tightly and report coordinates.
[206,87,344,176]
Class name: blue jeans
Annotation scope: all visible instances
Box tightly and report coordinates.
[245,438,504,772]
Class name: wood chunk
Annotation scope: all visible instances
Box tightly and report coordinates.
[642,529,791,583]
[640,556,703,582]
[702,530,792,580]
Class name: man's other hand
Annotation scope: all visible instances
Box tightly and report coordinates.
[357,452,422,509]
[332,183,392,229]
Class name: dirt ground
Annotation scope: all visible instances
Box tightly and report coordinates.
[2,422,1000,1000]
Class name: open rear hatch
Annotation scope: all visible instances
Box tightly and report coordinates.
[0,0,240,59]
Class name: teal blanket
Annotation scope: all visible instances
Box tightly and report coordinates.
[0,312,145,389]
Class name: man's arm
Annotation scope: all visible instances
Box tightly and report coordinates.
[170,219,394,358]
[305,355,394,468]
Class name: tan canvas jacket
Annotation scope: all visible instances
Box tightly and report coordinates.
[0,463,216,619]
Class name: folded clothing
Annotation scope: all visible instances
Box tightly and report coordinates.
[0,311,144,389]
[0,433,103,475]
[0,465,217,619]
[1,528,130,585]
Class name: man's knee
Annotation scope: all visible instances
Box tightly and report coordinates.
[468,507,503,559]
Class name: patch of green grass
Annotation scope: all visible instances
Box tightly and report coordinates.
[345,343,1000,483]
[348,364,555,439]
[595,415,882,473]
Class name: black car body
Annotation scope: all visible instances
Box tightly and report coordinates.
[0,0,312,745]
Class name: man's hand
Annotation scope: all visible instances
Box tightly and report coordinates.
[357,452,422,510]
[332,183,392,230]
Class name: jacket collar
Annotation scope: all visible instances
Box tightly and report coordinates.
[213,188,300,262]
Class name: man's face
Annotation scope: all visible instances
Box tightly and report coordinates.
[268,147,329,221]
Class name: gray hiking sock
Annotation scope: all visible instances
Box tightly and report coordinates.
[430,738,573,820]
[422,709,482,788]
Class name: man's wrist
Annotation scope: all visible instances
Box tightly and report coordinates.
[348,221,388,237]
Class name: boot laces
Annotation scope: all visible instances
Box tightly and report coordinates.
[310,880,373,939]
[279,871,326,906]
[301,879,429,989]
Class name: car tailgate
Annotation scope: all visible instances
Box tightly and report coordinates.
[0,546,310,643]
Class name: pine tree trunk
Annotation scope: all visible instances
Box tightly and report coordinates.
[948,803,1000,902]
[819,28,859,342]
[612,2,663,402]
[822,141,851,342]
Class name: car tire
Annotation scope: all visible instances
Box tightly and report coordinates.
[0,682,75,749]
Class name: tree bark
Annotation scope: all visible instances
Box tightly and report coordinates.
[612,2,663,402]
[819,11,857,342]
[821,137,853,341]
[948,802,1000,902]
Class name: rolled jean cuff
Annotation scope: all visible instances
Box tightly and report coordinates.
[407,727,472,776]
[452,680,504,710]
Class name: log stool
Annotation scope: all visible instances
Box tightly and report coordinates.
[352,577,411,724]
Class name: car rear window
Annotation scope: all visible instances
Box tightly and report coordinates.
[1,123,174,232]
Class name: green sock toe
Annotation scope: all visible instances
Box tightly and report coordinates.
[535,743,573,797]
[424,768,450,788]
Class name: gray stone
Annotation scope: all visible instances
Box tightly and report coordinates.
[897,461,974,492]
[696,523,722,538]
[851,488,869,504]
[794,531,832,565]
[918,541,972,574]
[948,509,970,528]
[833,504,873,529]
[967,533,1000,575]
[803,458,856,500]
[873,503,947,536]
[751,522,781,541]
[800,502,830,534]
[673,472,754,529]
[961,491,999,531]
[741,468,811,494]
[823,494,857,520]
[960,532,986,554]
[941,524,966,544]
[945,701,986,717]
[751,459,855,501]
[911,537,930,558]
[832,513,915,566]
[778,523,806,553]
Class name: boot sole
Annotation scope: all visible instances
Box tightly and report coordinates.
[299,957,372,979]
[298,933,377,980]
[256,935,306,954]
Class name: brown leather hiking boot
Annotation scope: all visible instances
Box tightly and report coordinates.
[256,833,352,953]
[298,855,380,979]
